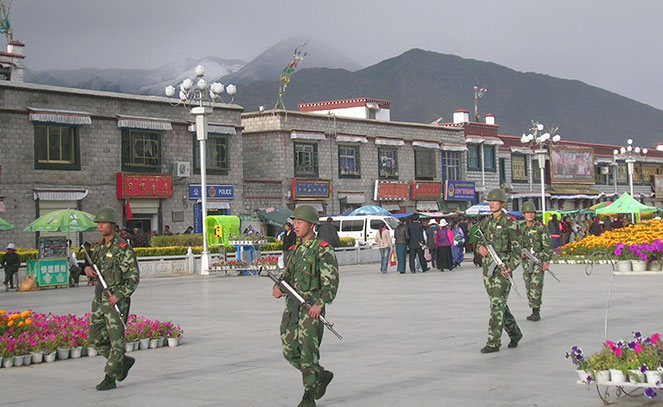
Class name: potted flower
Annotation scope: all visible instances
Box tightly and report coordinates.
[588,345,619,382]
[629,244,652,272]
[1,336,16,368]
[43,333,58,362]
[566,345,592,382]
[166,323,183,347]
[613,243,637,272]
[643,240,663,271]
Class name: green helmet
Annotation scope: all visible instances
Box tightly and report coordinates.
[291,205,319,224]
[522,201,536,213]
[486,188,508,203]
[94,207,120,224]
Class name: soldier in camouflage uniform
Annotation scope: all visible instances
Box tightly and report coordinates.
[477,189,523,353]
[519,201,553,322]
[272,205,339,407]
[83,207,140,391]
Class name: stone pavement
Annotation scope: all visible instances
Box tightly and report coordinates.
[1,260,661,407]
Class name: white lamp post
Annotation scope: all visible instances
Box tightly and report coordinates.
[613,139,647,198]
[165,66,236,275]
[520,121,561,214]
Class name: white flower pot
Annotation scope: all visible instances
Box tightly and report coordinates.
[44,351,56,363]
[576,370,593,383]
[132,341,139,351]
[125,342,135,353]
[87,347,98,357]
[632,260,648,272]
[648,260,663,271]
[596,370,611,382]
[70,346,83,359]
[31,351,44,364]
[12,355,24,367]
[21,354,31,366]
[149,339,159,349]
[616,260,632,272]
[609,369,627,383]
[139,338,150,350]
[56,347,70,360]
[645,370,663,384]
[3,357,13,368]
[167,338,179,347]
[628,369,645,383]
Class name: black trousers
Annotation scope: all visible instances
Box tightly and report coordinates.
[408,246,428,272]
[436,246,453,271]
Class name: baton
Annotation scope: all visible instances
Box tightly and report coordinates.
[80,246,126,330]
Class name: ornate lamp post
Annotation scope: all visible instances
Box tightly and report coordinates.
[165,66,236,275]
[520,121,561,214]
[613,139,647,198]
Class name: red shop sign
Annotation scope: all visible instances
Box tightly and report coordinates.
[116,173,173,199]
[375,181,410,201]
[411,181,442,200]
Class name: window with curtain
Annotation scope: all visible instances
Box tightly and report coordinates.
[34,124,80,170]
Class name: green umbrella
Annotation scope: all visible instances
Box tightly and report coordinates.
[256,208,294,227]
[24,209,97,232]
[595,192,658,215]
[0,216,14,231]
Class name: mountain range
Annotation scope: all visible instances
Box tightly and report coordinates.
[24,39,663,147]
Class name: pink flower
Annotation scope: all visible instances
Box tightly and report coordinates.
[652,333,661,345]
[634,342,643,353]
[615,347,623,357]
[606,340,615,348]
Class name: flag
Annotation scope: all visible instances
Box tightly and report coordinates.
[125,200,133,221]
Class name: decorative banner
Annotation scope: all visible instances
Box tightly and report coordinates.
[189,184,234,200]
[445,180,476,201]
[292,178,331,200]
[26,259,69,287]
[374,180,410,201]
[549,147,595,184]
[116,173,173,199]
[274,44,309,111]
[410,181,442,200]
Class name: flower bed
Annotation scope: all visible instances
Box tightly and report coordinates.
[567,331,663,398]
[559,220,663,256]
[0,310,183,368]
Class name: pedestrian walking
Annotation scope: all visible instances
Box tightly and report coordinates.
[425,220,438,268]
[519,201,553,322]
[560,217,572,246]
[394,219,409,274]
[271,205,339,407]
[435,219,454,271]
[407,215,428,273]
[547,214,561,249]
[476,189,522,354]
[282,222,297,264]
[316,217,341,248]
[2,243,20,291]
[451,222,465,267]
[83,207,140,391]
[459,218,471,253]
[375,221,394,274]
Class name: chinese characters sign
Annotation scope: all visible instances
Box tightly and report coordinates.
[189,184,234,200]
[26,259,69,287]
[374,181,409,201]
[291,179,331,200]
[116,173,173,199]
[444,180,476,201]
[410,181,442,200]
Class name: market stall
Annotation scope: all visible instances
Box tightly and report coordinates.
[26,237,69,287]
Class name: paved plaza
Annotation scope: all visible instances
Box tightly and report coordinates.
[1,260,661,407]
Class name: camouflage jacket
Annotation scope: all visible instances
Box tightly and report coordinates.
[520,221,553,264]
[478,212,521,272]
[281,238,339,309]
[91,235,140,302]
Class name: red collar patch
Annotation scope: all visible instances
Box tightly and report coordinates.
[95,240,102,245]
[320,241,329,248]
[120,242,127,248]
[288,244,297,251]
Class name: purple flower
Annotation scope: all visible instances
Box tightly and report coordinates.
[645,388,657,399]
[586,375,593,383]
[634,331,642,339]
[641,365,649,373]
[628,341,636,349]
[576,354,583,361]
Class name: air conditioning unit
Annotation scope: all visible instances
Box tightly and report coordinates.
[175,161,191,177]
[600,167,610,175]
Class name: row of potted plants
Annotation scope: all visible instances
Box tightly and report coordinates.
[211,256,279,270]
[613,241,663,272]
[0,310,183,369]
[568,331,663,398]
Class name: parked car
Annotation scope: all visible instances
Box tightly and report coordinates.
[327,215,399,245]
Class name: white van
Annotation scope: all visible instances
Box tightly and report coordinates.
[327,215,399,245]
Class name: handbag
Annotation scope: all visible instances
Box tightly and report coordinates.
[389,250,397,267]
[421,243,432,262]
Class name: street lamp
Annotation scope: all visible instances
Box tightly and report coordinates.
[613,138,647,198]
[165,66,236,275]
[520,121,561,214]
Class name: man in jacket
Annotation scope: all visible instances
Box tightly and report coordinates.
[407,215,428,273]
[316,217,341,248]
[394,219,410,274]
[2,243,20,291]
[425,220,438,269]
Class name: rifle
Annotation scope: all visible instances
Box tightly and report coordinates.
[521,248,561,282]
[261,268,342,340]
[476,229,523,299]
[80,246,127,330]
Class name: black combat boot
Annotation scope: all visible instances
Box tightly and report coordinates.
[297,389,316,407]
[96,375,117,391]
[508,332,523,348]
[315,370,334,400]
[117,355,135,382]
[526,308,540,321]
[480,345,500,353]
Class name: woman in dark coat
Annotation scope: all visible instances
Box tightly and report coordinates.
[435,219,454,271]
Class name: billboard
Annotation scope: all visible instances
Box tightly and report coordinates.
[549,147,595,184]
[655,175,663,199]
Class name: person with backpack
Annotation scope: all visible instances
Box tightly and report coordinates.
[451,221,465,267]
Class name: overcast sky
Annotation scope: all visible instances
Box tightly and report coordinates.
[9,0,663,110]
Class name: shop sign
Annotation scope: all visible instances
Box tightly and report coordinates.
[410,181,442,200]
[445,180,476,201]
[116,173,173,199]
[374,180,410,201]
[291,179,331,200]
[189,184,234,200]
[26,259,69,287]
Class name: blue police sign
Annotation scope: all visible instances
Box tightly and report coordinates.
[445,180,476,201]
[189,184,234,200]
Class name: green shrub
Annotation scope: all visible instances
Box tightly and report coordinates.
[340,237,355,247]
[150,234,203,247]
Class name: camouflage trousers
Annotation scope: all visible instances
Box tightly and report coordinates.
[89,297,130,380]
[522,262,545,309]
[483,274,522,348]
[280,301,325,391]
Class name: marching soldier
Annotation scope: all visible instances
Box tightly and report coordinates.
[519,201,553,321]
[83,207,140,391]
[272,205,339,407]
[477,189,523,353]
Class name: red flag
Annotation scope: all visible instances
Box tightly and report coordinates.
[125,200,133,221]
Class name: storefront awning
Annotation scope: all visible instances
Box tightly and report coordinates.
[33,189,88,201]
[188,123,236,135]
[196,200,230,209]
[412,141,440,149]
[117,115,172,131]
[381,204,401,212]
[375,138,405,146]
[338,193,365,204]
[440,144,467,151]
[336,135,368,144]
[28,107,92,125]
[290,131,325,140]
[547,187,603,199]
[510,192,551,198]
[416,201,439,211]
